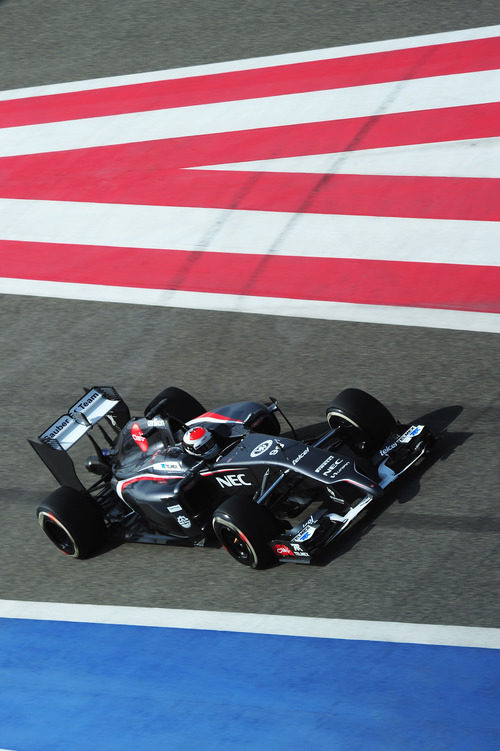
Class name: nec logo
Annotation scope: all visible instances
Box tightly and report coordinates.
[216,473,251,488]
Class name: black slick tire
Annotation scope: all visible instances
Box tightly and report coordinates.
[326,388,396,447]
[212,496,280,569]
[37,486,106,559]
[144,387,205,426]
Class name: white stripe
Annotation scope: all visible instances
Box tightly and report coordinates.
[0,25,498,100]
[198,137,500,179]
[0,198,498,266]
[187,416,243,425]
[116,474,183,502]
[200,469,247,476]
[1,279,498,333]
[0,69,498,157]
[0,600,498,648]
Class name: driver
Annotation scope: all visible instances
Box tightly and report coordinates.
[182,425,220,460]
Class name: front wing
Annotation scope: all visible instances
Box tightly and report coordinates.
[268,423,434,563]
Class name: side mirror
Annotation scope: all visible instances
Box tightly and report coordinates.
[84,456,109,476]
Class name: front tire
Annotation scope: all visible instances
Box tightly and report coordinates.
[212,496,280,569]
[37,486,106,558]
[326,388,396,447]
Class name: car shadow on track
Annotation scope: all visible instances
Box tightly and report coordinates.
[309,405,472,567]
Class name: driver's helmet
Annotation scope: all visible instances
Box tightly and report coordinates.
[182,425,219,459]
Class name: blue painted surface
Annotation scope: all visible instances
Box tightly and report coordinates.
[0,618,498,751]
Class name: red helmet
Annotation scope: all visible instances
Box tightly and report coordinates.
[182,425,219,459]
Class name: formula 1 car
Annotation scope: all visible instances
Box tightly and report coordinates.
[30,385,433,568]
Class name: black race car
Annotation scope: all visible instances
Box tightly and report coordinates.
[30,385,433,568]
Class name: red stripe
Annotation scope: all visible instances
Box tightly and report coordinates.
[193,412,243,423]
[1,104,498,180]
[1,103,499,222]
[1,164,497,221]
[1,37,499,128]
[1,240,498,313]
[155,103,500,167]
[156,172,500,222]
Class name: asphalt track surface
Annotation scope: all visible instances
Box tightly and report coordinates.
[0,1,499,628]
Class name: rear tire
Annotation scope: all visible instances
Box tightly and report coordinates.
[144,387,206,426]
[326,388,396,447]
[212,496,280,569]
[37,486,106,559]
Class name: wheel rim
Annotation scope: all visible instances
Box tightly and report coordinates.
[327,410,362,430]
[215,522,256,566]
[38,511,78,557]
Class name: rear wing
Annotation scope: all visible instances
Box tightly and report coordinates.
[35,386,129,451]
[29,386,130,491]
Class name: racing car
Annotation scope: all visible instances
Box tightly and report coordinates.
[30,385,433,568]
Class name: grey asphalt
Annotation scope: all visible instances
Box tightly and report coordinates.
[1,0,499,89]
[0,1,499,628]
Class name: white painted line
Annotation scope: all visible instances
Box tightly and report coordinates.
[1,25,498,99]
[1,278,499,333]
[1,199,498,266]
[0,600,498,649]
[0,69,498,156]
[200,137,500,178]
